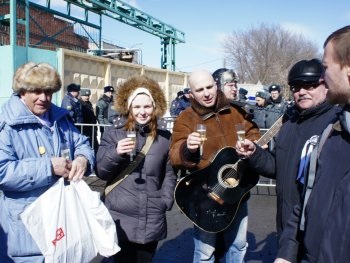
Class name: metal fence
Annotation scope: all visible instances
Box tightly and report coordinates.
[76,118,276,187]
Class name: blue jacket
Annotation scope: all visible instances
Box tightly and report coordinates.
[61,93,83,123]
[0,94,95,262]
[170,96,191,117]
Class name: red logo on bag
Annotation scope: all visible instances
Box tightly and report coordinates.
[52,227,65,246]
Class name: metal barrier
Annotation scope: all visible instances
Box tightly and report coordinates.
[75,119,276,187]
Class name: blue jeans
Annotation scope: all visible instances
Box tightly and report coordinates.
[193,201,248,263]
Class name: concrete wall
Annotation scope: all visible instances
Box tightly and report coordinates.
[0,46,188,113]
[58,48,189,112]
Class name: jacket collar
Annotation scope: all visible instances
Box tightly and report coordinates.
[1,94,69,126]
[189,90,231,120]
[287,100,334,122]
[339,104,350,134]
[101,94,113,103]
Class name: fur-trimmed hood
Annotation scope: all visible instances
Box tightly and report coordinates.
[114,75,167,117]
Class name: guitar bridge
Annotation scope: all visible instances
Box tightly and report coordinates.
[208,192,224,205]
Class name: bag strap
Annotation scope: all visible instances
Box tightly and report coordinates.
[104,135,154,196]
[299,122,334,231]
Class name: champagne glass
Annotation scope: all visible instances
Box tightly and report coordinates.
[196,124,207,157]
[61,142,70,160]
[235,123,245,143]
[126,130,136,161]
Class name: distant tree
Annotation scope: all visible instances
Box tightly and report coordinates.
[222,23,320,90]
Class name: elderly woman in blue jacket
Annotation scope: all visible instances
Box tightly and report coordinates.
[97,75,176,263]
[0,62,95,262]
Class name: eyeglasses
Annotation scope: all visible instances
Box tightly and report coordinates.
[290,81,325,93]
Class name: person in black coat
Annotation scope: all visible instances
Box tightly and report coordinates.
[169,88,191,117]
[274,25,350,263]
[238,88,248,102]
[265,84,288,128]
[96,76,176,263]
[253,91,269,129]
[79,88,98,153]
[235,59,341,252]
[61,83,83,123]
[96,85,115,134]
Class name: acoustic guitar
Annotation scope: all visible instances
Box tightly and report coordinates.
[174,116,283,233]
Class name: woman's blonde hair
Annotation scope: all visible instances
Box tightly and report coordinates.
[12,61,62,94]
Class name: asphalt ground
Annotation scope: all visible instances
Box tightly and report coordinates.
[86,176,278,263]
[152,185,277,263]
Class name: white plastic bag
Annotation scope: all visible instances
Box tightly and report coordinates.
[20,178,120,263]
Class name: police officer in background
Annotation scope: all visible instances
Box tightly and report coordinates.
[61,83,83,123]
[238,88,248,102]
[79,89,98,153]
[253,91,269,129]
[96,85,115,134]
[170,88,191,117]
[265,84,288,128]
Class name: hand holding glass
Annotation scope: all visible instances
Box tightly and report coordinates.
[235,123,245,143]
[126,130,136,161]
[196,124,207,157]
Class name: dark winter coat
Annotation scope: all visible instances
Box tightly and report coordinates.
[61,93,83,123]
[277,106,350,262]
[96,122,176,244]
[96,94,113,125]
[265,96,288,128]
[247,101,340,241]
[253,105,268,129]
[170,96,191,117]
[79,99,98,152]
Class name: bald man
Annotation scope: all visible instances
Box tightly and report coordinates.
[170,69,260,263]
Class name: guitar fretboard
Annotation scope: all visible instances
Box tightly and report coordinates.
[256,115,283,146]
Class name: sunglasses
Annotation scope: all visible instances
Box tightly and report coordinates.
[290,80,325,93]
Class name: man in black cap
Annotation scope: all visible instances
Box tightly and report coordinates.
[235,59,340,255]
[265,84,288,128]
[96,85,115,134]
[79,89,98,153]
[170,88,191,117]
[238,88,248,102]
[253,91,269,128]
[61,83,83,123]
[275,25,350,263]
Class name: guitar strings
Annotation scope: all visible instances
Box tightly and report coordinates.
[210,117,283,194]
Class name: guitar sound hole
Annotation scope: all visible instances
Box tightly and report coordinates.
[218,165,239,188]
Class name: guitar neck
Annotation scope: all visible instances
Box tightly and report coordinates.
[256,116,283,147]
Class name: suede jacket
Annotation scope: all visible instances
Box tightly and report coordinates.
[170,90,260,171]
